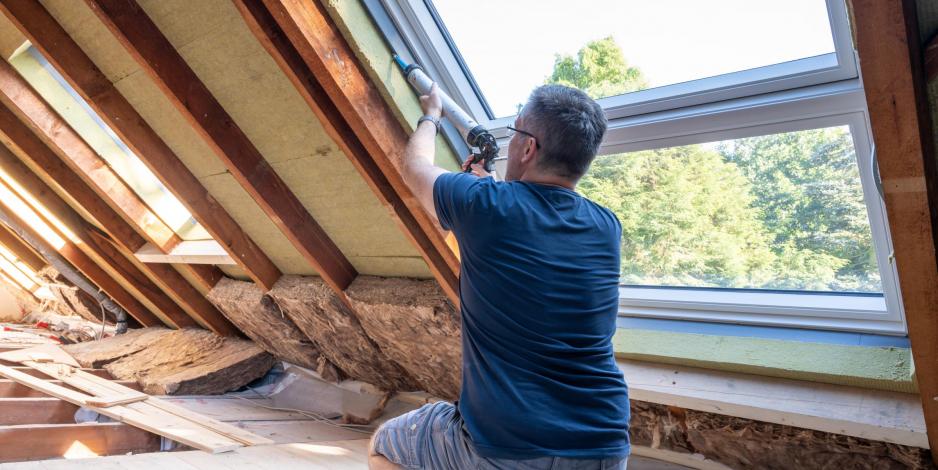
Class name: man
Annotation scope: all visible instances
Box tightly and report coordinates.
[369,83,629,469]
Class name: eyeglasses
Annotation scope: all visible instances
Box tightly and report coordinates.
[506,126,541,149]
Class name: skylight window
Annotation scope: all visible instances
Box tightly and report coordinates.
[433,0,836,118]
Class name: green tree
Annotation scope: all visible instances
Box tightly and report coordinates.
[545,37,880,292]
[546,36,648,99]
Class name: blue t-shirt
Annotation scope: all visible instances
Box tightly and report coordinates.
[433,172,630,459]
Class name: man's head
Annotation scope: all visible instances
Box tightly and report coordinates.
[504,85,607,185]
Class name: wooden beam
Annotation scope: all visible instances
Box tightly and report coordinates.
[0,224,44,272]
[0,397,79,425]
[234,0,459,303]
[0,0,283,291]
[0,60,180,254]
[0,192,161,327]
[84,0,357,293]
[0,144,193,329]
[0,422,160,462]
[852,0,938,457]
[0,105,239,335]
[0,58,223,294]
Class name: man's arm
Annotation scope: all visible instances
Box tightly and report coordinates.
[403,84,448,222]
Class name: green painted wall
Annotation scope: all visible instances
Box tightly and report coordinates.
[615,328,915,393]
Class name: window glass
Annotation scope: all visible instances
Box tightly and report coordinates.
[578,126,881,293]
[431,0,835,118]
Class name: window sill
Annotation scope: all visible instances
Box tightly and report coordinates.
[613,327,915,393]
[618,357,927,448]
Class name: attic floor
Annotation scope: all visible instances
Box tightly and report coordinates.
[0,394,688,469]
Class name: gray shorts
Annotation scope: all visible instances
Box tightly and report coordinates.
[371,401,628,470]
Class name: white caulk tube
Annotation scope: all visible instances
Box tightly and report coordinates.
[394,55,499,173]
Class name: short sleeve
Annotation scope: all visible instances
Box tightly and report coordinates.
[433,172,490,233]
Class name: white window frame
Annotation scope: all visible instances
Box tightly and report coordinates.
[376,0,907,335]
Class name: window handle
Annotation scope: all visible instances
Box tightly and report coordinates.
[871,143,884,201]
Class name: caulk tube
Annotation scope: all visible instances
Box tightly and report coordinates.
[394,56,489,150]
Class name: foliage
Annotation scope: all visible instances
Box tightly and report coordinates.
[545,38,880,292]
[546,37,648,99]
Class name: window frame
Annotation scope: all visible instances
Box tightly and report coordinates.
[371,0,907,335]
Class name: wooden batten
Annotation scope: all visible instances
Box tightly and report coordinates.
[0,0,283,290]
[0,224,44,272]
[852,0,938,458]
[83,0,357,294]
[234,0,460,303]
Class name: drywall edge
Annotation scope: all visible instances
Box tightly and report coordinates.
[614,328,916,393]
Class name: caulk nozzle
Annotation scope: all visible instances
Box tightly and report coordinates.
[392,54,408,71]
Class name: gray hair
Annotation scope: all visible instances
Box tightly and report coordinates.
[522,85,607,179]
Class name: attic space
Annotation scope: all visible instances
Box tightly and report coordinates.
[0,0,933,469]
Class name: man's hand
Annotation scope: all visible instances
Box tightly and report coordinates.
[461,158,491,178]
[420,83,443,119]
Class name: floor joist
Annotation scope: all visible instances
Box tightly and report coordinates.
[84,0,357,294]
[235,0,461,303]
[852,0,938,458]
[0,422,161,462]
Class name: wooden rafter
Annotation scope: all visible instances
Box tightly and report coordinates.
[234,0,459,303]
[0,187,160,327]
[0,58,222,294]
[852,0,938,457]
[0,0,282,291]
[0,103,237,335]
[83,0,357,293]
[0,223,44,273]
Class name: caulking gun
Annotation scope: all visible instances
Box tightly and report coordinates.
[393,55,500,174]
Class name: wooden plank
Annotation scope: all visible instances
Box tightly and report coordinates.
[5,346,273,447]
[0,0,283,291]
[0,422,161,462]
[0,397,78,425]
[0,195,161,327]
[852,0,938,457]
[0,122,238,335]
[135,241,238,265]
[84,0,357,293]
[0,362,245,453]
[619,359,928,449]
[0,379,141,397]
[0,223,44,272]
[234,0,460,302]
[0,144,190,329]
[12,366,112,379]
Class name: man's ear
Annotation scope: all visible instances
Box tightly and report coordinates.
[520,138,537,165]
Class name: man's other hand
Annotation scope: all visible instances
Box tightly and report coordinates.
[461,157,491,178]
[420,83,443,119]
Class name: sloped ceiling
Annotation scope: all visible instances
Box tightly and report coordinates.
[25,0,432,279]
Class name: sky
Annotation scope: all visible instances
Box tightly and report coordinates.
[432,0,835,118]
